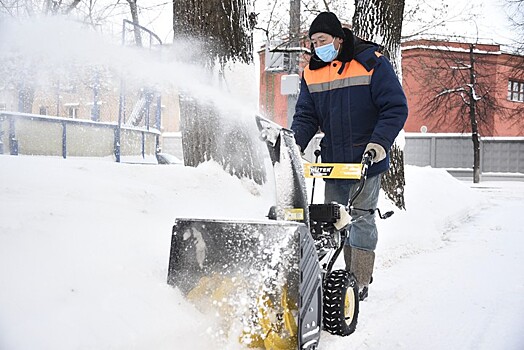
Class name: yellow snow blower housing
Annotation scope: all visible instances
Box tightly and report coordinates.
[167,116,372,349]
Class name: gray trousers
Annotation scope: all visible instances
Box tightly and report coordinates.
[324,174,381,251]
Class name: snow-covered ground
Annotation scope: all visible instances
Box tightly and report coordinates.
[1,155,523,350]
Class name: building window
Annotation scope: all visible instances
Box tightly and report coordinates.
[68,106,79,118]
[507,80,524,102]
[39,106,48,115]
[0,102,6,111]
[65,103,80,119]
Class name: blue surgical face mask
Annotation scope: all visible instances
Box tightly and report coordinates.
[315,38,339,62]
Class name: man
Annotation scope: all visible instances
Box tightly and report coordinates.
[291,12,408,300]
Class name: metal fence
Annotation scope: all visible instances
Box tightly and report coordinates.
[0,112,159,162]
[404,133,524,174]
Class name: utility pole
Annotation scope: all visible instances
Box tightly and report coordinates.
[289,0,301,74]
[287,0,301,128]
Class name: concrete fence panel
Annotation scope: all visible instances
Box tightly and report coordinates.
[482,139,524,173]
[0,112,159,163]
[67,123,114,157]
[434,136,472,168]
[16,118,63,156]
[405,133,524,174]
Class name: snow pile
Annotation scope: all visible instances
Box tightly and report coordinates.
[0,155,273,350]
[375,165,485,269]
[1,155,521,350]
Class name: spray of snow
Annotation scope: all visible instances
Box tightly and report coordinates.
[0,16,258,120]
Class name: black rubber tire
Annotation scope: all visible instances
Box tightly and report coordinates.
[322,269,359,336]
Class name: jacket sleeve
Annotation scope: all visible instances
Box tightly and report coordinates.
[290,77,320,151]
[369,57,408,151]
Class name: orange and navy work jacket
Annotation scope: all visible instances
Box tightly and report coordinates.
[291,36,408,178]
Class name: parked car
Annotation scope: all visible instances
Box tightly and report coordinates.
[156,153,183,165]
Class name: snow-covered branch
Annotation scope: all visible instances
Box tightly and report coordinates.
[450,65,472,70]
[436,87,467,97]
[466,84,481,101]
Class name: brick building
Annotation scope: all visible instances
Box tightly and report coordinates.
[402,39,523,136]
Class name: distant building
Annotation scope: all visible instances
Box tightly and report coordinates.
[402,39,523,136]
[258,41,310,128]
[0,66,180,132]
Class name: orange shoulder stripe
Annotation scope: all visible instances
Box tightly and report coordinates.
[304,59,374,93]
[304,59,373,85]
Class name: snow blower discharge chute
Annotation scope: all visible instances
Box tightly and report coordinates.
[167,115,393,349]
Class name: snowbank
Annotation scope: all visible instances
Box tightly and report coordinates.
[375,165,485,269]
[0,156,487,349]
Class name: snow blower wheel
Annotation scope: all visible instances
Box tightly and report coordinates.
[322,269,359,336]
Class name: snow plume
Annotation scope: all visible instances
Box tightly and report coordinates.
[0,16,258,119]
[0,15,270,187]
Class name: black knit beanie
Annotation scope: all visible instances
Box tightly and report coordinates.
[308,12,346,39]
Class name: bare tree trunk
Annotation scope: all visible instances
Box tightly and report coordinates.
[468,44,481,183]
[353,0,407,209]
[44,0,54,14]
[17,85,34,113]
[126,0,142,46]
[17,66,35,113]
[64,0,81,14]
[173,0,265,184]
[353,0,405,74]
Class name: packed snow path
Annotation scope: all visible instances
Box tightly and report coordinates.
[325,181,524,350]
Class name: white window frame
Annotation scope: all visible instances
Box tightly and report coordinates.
[65,103,80,119]
[507,79,524,102]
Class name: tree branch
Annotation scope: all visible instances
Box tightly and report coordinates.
[64,0,81,14]
[0,0,14,16]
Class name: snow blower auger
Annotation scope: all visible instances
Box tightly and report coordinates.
[167,115,392,349]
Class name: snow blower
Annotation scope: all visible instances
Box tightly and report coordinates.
[167,115,392,349]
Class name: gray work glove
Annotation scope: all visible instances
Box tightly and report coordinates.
[364,142,386,163]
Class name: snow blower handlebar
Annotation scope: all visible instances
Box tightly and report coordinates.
[363,149,376,164]
[310,149,322,205]
[347,150,374,208]
[349,150,394,220]
[307,149,393,220]
[309,149,374,206]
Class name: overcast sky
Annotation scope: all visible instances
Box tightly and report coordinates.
[115,0,515,49]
